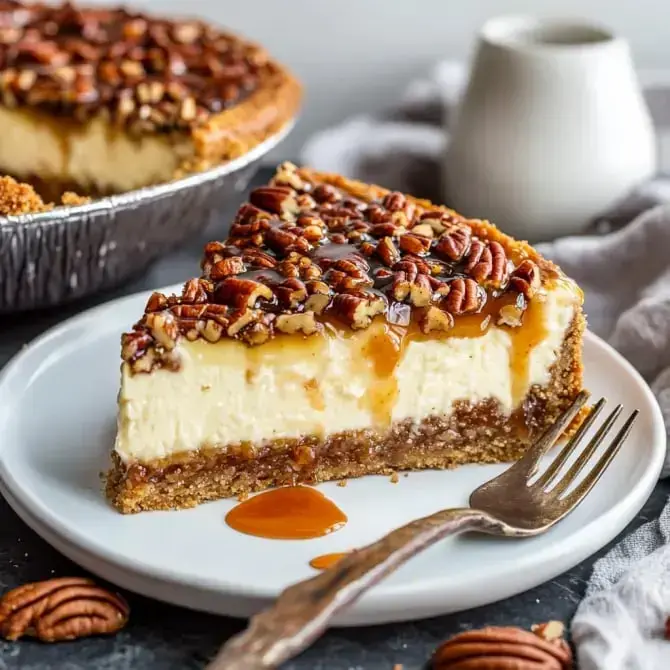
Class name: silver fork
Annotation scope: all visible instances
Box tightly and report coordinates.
[207,390,637,670]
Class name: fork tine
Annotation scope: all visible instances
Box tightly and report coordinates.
[532,398,607,489]
[549,404,623,498]
[517,389,590,475]
[561,411,638,508]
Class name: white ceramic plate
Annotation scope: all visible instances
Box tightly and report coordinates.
[0,287,665,626]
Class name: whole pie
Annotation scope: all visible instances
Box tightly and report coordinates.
[109,163,585,513]
[0,1,300,197]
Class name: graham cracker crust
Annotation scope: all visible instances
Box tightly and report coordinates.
[106,312,585,514]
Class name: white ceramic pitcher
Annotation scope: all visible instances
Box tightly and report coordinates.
[444,17,656,241]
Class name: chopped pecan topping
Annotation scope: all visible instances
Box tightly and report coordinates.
[181,278,209,303]
[276,312,319,335]
[391,271,411,301]
[418,306,454,334]
[123,165,550,370]
[121,330,153,361]
[498,301,525,327]
[408,274,433,307]
[0,577,129,643]
[144,312,179,350]
[227,308,260,336]
[274,278,308,308]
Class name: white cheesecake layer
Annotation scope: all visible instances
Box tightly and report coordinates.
[0,107,192,193]
[115,282,581,463]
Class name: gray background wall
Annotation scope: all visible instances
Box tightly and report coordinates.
[89,0,670,160]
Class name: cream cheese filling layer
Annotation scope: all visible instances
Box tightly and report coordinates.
[0,107,192,193]
[115,282,580,463]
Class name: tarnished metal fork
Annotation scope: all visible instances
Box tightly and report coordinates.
[207,390,637,670]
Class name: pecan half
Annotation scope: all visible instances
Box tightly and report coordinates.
[463,239,487,275]
[265,226,311,255]
[249,186,299,216]
[487,241,509,288]
[399,233,431,256]
[509,260,541,299]
[242,248,277,269]
[376,237,401,267]
[145,291,167,312]
[462,239,508,287]
[434,225,472,262]
[394,255,431,277]
[209,256,246,280]
[432,624,572,669]
[382,191,415,220]
[329,291,387,329]
[369,222,403,238]
[216,277,274,308]
[0,577,129,643]
[443,278,483,315]
[312,184,342,204]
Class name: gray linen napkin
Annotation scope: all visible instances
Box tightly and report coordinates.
[301,61,670,668]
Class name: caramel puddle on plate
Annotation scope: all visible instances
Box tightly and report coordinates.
[225,485,347,540]
[309,552,349,570]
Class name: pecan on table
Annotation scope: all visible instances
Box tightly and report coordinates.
[0,577,129,643]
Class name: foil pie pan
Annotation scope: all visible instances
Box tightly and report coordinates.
[0,121,294,313]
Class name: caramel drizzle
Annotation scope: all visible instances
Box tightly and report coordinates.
[239,294,548,430]
[225,486,347,540]
[318,293,549,426]
[309,552,349,570]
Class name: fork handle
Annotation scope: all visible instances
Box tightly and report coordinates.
[206,507,519,670]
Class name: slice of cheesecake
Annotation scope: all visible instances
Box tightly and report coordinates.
[108,163,585,513]
[0,2,300,197]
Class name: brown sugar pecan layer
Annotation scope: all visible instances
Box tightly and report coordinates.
[121,163,573,374]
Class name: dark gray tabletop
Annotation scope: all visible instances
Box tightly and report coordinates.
[0,168,666,669]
